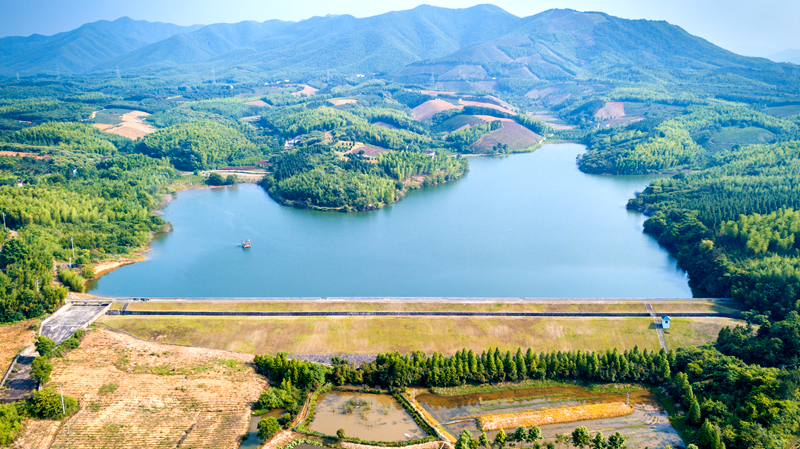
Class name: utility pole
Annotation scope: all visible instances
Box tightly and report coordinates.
[60,386,70,436]
[116,65,121,79]
[35,279,39,293]
[16,73,19,81]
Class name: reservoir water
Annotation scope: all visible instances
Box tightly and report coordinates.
[90,144,691,298]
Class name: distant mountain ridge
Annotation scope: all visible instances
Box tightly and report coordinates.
[0,4,796,87]
[0,17,202,75]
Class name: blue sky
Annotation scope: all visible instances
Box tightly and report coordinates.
[1,0,798,55]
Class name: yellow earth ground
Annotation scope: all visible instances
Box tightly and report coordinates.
[0,319,38,375]
[92,110,155,140]
[14,328,267,449]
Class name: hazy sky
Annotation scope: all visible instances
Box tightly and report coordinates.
[1,0,798,55]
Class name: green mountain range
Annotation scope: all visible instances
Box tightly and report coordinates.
[1,4,797,91]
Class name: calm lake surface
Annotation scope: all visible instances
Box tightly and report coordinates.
[91,144,691,298]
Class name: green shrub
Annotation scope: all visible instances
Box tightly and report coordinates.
[0,402,23,444]
[31,387,78,419]
[57,269,85,293]
[31,356,53,384]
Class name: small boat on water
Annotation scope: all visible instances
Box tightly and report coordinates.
[241,239,251,248]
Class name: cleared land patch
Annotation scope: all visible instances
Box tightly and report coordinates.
[244,100,269,106]
[105,316,667,354]
[32,328,266,449]
[469,122,542,153]
[329,98,358,106]
[90,110,155,140]
[412,99,462,121]
[594,101,625,120]
[0,319,37,377]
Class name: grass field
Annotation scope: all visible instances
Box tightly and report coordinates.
[22,328,267,449]
[106,316,678,355]
[663,317,740,348]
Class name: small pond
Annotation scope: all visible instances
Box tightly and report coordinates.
[309,391,427,442]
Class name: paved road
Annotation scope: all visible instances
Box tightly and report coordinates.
[1,304,108,403]
[41,304,108,344]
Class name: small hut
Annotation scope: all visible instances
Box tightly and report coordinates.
[661,316,671,330]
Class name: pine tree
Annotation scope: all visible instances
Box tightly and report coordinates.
[494,429,506,449]
[697,420,725,449]
[688,397,702,425]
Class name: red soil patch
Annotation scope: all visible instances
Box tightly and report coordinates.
[473,115,513,123]
[412,99,463,121]
[458,99,516,115]
[594,102,625,120]
[350,145,388,158]
[469,122,542,153]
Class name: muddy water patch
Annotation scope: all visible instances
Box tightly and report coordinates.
[240,409,286,449]
[310,391,426,442]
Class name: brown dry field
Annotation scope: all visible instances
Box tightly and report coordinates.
[594,101,625,120]
[0,319,37,375]
[105,316,712,355]
[244,99,269,106]
[412,99,462,121]
[16,328,267,449]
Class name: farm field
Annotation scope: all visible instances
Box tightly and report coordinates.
[102,315,737,355]
[18,328,267,449]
